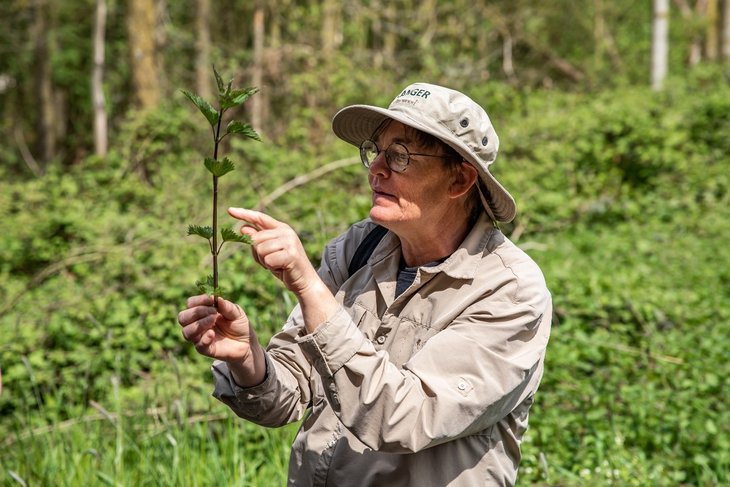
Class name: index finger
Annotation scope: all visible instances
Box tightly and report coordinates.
[228,207,284,230]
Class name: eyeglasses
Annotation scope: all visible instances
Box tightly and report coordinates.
[359,139,452,173]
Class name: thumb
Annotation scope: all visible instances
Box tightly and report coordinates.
[216,297,244,321]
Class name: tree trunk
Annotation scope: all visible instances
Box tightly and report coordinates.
[652,0,670,91]
[128,0,160,109]
[692,0,708,64]
[705,0,719,59]
[33,0,56,166]
[721,0,730,59]
[594,0,605,70]
[502,33,517,84]
[382,3,397,64]
[321,0,340,54]
[674,0,706,65]
[92,0,108,157]
[195,0,212,100]
[372,0,384,69]
[472,0,491,77]
[251,0,265,131]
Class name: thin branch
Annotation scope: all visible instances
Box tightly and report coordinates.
[0,253,110,315]
[14,126,44,177]
[0,236,160,315]
[89,399,116,424]
[254,156,359,211]
[210,156,360,268]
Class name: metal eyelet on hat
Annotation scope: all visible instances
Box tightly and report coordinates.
[460,118,469,128]
[482,136,489,146]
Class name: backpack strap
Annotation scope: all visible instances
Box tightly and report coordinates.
[347,224,388,277]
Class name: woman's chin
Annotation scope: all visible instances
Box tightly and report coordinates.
[369,206,405,226]
[369,206,391,224]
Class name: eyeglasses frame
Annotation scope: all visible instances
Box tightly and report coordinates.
[359,139,453,173]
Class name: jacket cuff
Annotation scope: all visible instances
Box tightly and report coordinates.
[211,354,273,407]
[297,307,365,378]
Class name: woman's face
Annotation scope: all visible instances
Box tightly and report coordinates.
[367,121,455,232]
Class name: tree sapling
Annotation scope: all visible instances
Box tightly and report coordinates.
[182,67,260,305]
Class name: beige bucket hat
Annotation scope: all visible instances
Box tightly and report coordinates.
[331,82,516,222]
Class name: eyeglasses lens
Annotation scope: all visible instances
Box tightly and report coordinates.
[360,140,378,168]
[385,144,409,172]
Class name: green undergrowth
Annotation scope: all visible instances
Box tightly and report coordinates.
[1,72,728,485]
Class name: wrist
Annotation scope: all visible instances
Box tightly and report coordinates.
[297,278,339,334]
[227,342,266,388]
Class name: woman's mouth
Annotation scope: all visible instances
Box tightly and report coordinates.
[372,189,397,201]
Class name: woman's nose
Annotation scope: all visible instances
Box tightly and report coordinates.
[368,151,390,177]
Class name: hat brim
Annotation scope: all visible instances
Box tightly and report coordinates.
[332,104,516,223]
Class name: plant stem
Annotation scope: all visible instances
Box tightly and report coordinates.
[212,108,224,306]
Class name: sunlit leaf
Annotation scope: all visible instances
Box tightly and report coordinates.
[203,157,235,177]
[226,121,261,141]
[187,224,213,239]
[220,87,259,110]
[221,226,252,245]
[181,90,219,127]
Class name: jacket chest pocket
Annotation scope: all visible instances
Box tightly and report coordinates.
[376,316,442,368]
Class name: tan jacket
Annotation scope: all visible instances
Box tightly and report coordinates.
[212,214,552,486]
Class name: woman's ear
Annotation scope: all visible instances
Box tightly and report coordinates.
[448,162,478,199]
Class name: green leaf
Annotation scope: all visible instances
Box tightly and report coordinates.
[220,87,259,109]
[213,65,225,93]
[221,226,252,245]
[195,275,225,298]
[195,275,222,296]
[203,157,235,177]
[226,121,261,141]
[187,225,213,239]
[181,90,219,127]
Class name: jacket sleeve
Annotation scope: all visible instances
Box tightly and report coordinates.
[210,323,315,427]
[296,242,552,453]
[210,220,378,427]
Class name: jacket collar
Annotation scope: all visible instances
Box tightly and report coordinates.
[369,213,498,281]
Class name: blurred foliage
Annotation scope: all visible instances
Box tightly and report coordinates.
[1,0,724,173]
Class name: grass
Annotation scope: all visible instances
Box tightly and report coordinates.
[1,388,298,486]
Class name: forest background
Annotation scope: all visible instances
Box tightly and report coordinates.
[1,0,729,485]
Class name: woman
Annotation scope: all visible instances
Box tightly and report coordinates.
[178,83,551,486]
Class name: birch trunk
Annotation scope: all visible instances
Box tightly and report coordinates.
[92,0,108,157]
[652,0,669,91]
[251,1,264,131]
